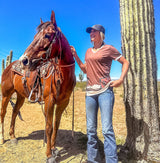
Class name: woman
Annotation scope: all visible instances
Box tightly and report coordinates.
[71,24,129,163]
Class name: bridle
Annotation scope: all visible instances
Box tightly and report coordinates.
[20,23,75,70]
[35,27,75,68]
[24,27,62,69]
[40,29,61,62]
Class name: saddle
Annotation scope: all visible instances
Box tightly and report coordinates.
[12,60,63,103]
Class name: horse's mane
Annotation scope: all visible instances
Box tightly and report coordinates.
[36,22,52,33]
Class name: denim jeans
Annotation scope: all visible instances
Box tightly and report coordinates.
[85,87,118,163]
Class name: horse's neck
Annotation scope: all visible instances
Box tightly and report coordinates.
[59,37,75,65]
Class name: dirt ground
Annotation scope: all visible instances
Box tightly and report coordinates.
[0,86,127,163]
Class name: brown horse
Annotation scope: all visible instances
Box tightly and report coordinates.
[0,11,76,162]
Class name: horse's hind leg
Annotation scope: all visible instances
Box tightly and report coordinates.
[0,95,12,144]
[9,93,25,142]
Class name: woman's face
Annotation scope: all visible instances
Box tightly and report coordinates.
[90,29,101,43]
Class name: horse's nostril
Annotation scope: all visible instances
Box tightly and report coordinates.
[22,58,28,66]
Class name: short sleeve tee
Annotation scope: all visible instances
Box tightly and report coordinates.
[85,44,122,88]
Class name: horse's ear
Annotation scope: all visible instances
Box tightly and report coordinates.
[40,18,43,24]
[51,10,56,25]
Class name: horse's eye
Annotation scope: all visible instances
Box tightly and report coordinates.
[44,34,50,39]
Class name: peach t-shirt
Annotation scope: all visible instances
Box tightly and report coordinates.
[85,44,122,91]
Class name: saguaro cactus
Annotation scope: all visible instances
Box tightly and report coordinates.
[2,59,5,74]
[9,50,13,65]
[6,56,10,68]
[2,50,13,73]
[119,0,160,162]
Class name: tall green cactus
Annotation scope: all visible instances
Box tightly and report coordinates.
[2,59,5,74]
[1,50,13,74]
[9,50,13,65]
[6,56,10,68]
[119,0,160,161]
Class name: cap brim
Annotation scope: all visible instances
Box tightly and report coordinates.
[86,27,93,33]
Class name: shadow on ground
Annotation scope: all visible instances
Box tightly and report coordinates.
[4,129,105,163]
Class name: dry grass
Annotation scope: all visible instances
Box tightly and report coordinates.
[0,82,159,162]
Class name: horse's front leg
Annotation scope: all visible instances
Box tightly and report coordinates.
[9,94,25,143]
[44,95,54,158]
[51,99,69,150]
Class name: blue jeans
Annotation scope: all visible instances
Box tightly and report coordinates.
[85,87,118,163]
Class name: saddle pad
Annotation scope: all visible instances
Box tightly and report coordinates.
[12,60,52,78]
[12,61,30,77]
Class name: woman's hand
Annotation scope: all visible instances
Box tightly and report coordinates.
[70,45,87,74]
[110,79,123,87]
[70,45,77,57]
[110,56,129,87]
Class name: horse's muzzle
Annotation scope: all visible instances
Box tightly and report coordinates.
[19,54,29,67]
[22,58,29,66]
[19,54,41,71]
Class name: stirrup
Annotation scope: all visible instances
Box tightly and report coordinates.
[28,89,39,103]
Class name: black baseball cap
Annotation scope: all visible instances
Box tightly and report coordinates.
[86,24,105,34]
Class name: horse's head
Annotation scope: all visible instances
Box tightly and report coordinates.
[19,11,62,71]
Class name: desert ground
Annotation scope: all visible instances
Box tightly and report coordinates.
[0,82,159,163]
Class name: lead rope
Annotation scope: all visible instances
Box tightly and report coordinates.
[72,88,75,140]
[41,78,46,147]
[39,75,46,147]
[41,103,46,147]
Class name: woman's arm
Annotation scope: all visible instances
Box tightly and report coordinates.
[70,46,87,73]
[110,56,129,87]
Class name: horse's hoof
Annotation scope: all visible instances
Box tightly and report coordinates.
[0,138,4,145]
[46,156,56,163]
[10,138,18,144]
[51,148,61,158]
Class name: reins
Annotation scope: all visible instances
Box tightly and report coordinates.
[43,30,61,61]
[40,28,75,69]
[55,62,75,68]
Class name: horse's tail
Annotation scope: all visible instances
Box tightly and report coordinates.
[9,99,24,121]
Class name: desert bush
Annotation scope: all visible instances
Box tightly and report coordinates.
[75,81,87,91]
[158,81,160,91]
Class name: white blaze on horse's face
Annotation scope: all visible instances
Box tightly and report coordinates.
[19,53,29,69]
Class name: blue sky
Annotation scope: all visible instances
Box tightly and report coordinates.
[0,0,160,80]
